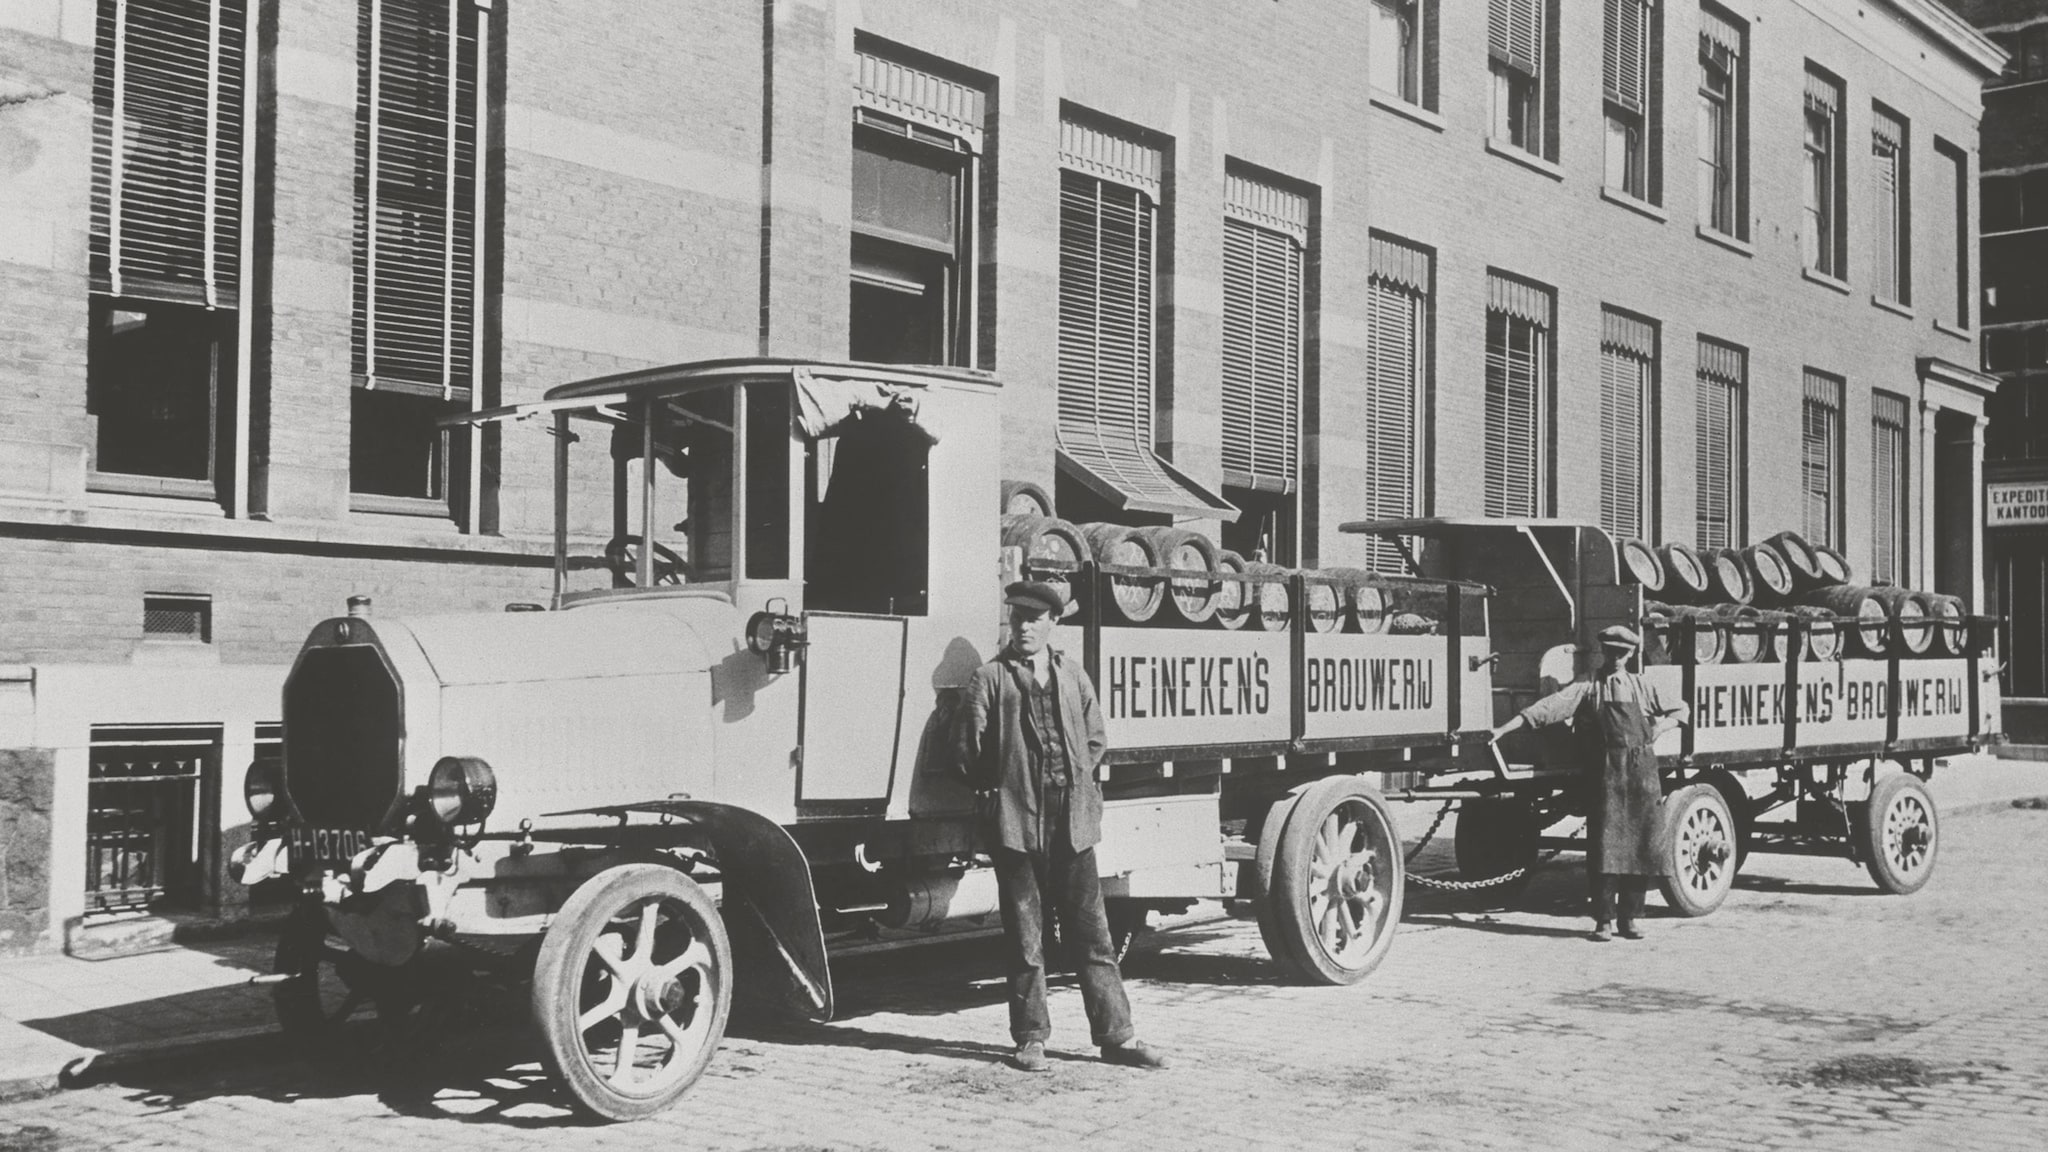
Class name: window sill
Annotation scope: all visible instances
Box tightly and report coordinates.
[1599,186,1666,222]
[1483,137,1563,181]
[87,472,221,503]
[1695,225,1753,257]
[350,493,455,520]
[1872,295,1914,320]
[1801,267,1852,295]
[1933,319,1973,342]
[1370,92,1444,132]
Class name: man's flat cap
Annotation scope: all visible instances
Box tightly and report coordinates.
[1004,580,1072,618]
[1598,624,1642,651]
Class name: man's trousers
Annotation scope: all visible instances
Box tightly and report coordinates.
[991,837,1134,1047]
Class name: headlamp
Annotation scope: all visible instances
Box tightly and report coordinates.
[745,598,808,675]
[428,756,498,827]
[244,758,285,822]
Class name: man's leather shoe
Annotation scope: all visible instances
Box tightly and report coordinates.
[1588,926,1612,942]
[1616,925,1644,940]
[1012,1040,1049,1073]
[1100,1040,1169,1070]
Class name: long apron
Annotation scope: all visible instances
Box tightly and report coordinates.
[1591,676,1667,876]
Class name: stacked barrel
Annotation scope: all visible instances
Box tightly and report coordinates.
[998,485,1438,635]
[1619,531,1967,664]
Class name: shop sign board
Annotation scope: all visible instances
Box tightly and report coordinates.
[1988,482,2048,527]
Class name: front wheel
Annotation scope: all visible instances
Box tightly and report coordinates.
[532,864,733,1122]
[1658,784,1737,918]
[1860,773,1938,895]
[1266,777,1404,985]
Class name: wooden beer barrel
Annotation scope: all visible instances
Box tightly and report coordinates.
[1765,531,1826,591]
[1812,545,1852,587]
[1659,543,1712,603]
[1871,587,1934,655]
[1744,544,1795,606]
[1323,568,1390,634]
[1712,604,1766,664]
[1619,538,1666,592]
[1213,550,1251,631]
[1645,602,1725,665]
[1752,609,1795,662]
[1131,526,1220,625]
[1705,548,1753,604]
[999,479,1054,518]
[1787,606,1844,661]
[1302,575,1343,634]
[1926,594,1968,657]
[1077,522,1164,624]
[1242,562,1294,632]
[1799,586,1890,657]
[999,514,1088,601]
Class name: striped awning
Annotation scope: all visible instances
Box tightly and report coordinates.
[1369,233,1432,293]
[1488,271,1553,327]
[1699,5,1741,57]
[855,51,985,151]
[1804,69,1839,116]
[1057,428,1240,520]
[1601,308,1657,358]
[1697,336,1745,383]
[1872,106,1905,150]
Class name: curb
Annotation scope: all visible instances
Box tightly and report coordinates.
[0,1025,282,1104]
[1944,795,2048,819]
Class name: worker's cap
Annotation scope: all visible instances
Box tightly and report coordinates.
[1004,580,1074,619]
[1598,624,1642,652]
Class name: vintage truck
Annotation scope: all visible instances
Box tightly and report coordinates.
[231,358,2002,1120]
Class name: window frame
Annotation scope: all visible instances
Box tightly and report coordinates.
[1934,137,1970,330]
[1488,0,1554,161]
[1694,338,1746,552]
[1370,0,1422,105]
[1869,391,1910,586]
[1598,309,1658,542]
[848,112,976,367]
[1364,232,1434,572]
[1602,0,1658,204]
[1802,66,1847,280]
[1801,370,1846,550]
[1871,104,1910,307]
[1483,272,1554,519]
[1696,3,1747,240]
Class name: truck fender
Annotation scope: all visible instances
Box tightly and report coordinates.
[662,800,834,1023]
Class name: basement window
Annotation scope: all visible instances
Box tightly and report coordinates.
[143,594,212,643]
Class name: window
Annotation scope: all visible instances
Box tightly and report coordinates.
[1603,0,1657,201]
[1220,171,1310,565]
[1801,371,1844,549]
[88,0,249,498]
[1802,66,1846,279]
[1870,392,1909,585]
[1982,171,2048,327]
[1488,0,1551,159]
[1599,310,1656,540]
[351,0,491,511]
[1371,0,1437,110]
[1484,273,1552,518]
[1055,115,1230,522]
[849,50,983,366]
[1695,338,1745,551]
[1697,4,1745,237]
[1990,25,2048,86]
[1872,106,1909,306]
[1934,139,1969,329]
[1363,234,1432,571]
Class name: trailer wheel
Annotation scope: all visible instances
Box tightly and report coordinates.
[1859,773,1938,895]
[1658,784,1738,917]
[533,864,732,1122]
[1267,777,1404,984]
[1453,798,1538,896]
[1700,770,1754,870]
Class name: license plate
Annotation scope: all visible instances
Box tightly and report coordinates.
[289,826,374,867]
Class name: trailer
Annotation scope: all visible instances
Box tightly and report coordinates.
[228,359,2002,1121]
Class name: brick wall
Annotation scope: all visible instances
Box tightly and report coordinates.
[0,748,54,955]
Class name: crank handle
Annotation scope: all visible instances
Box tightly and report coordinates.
[1468,652,1501,672]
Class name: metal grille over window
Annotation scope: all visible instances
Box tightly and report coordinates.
[1871,392,1909,585]
[85,727,220,917]
[1055,122,1233,520]
[1603,0,1650,113]
[142,593,212,641]
[1694,338,1745,550]
[353,0,488,402]
[1599,310,1656,541]
[1365,235,1432,572]
[1872,107,1907,305]
[1220,175,1307,495]
[90,0,247,307]
[1801,370,1844,548]
[1488,0,1543,77]
[1484,273,1552,519]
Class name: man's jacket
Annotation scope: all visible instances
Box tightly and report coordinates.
[955,646,1107,854]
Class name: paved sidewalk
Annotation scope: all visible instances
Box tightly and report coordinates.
[1,754,2039,1103]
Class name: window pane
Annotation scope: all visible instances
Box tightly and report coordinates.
[851,129,957,249]
[90,301,222,482]
[350,388,455,499]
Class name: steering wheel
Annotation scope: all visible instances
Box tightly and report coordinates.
[603,535,686,588]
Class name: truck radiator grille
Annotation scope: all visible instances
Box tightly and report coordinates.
[283,646,403,829]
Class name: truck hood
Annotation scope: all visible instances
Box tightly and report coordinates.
[399,594,728,686]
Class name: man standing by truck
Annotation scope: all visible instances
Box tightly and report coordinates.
[1491,625,1689,941]
[956,580,1169,1073]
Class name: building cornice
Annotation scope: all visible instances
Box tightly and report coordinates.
[1918,356,2001,399]
[1883,0,2010,77]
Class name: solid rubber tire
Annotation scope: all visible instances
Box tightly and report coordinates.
[1657,784,1738,918]
[1860,773,1938,895]
[1269,776,1404,985]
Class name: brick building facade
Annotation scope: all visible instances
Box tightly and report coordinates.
[0,0,2003,951]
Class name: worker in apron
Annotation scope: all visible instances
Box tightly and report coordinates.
[1492,625,1690,941]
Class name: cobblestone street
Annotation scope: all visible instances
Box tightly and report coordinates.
[4,806,2044,1152]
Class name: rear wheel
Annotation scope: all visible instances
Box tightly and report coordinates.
[1266,777,1404,984]
[533,864,732,1122]
[1658,784,1737,917]
[1860,773,1938,895]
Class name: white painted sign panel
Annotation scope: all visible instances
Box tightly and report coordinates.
[1098,629,1289,748]
[1644,659,1971,756]
[1988,482,2048,527]
[1301,633,1448,740]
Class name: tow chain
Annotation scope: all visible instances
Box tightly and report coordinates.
[1400,801,1585,891]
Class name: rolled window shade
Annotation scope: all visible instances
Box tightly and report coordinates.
[1487,271,1552,327]
[1699,5,1741,58]
[1365,274,1427,563]
[855,51,985,152]
[1059,118,1162,199]
[1220,213,1304,492]
[1601,308,1657,358]
[1488,0,1543,78]
[1484,310,1545,518]
[1599,344,1649,540]
[1603,0,1650,113]
[1694,344,1742,552]
[90,0,248,308]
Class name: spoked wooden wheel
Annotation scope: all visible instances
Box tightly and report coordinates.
[1268,777,1404,984]
[1860,773,1938,895]
[1658,784,1737,917]
[533,864,732,1122]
